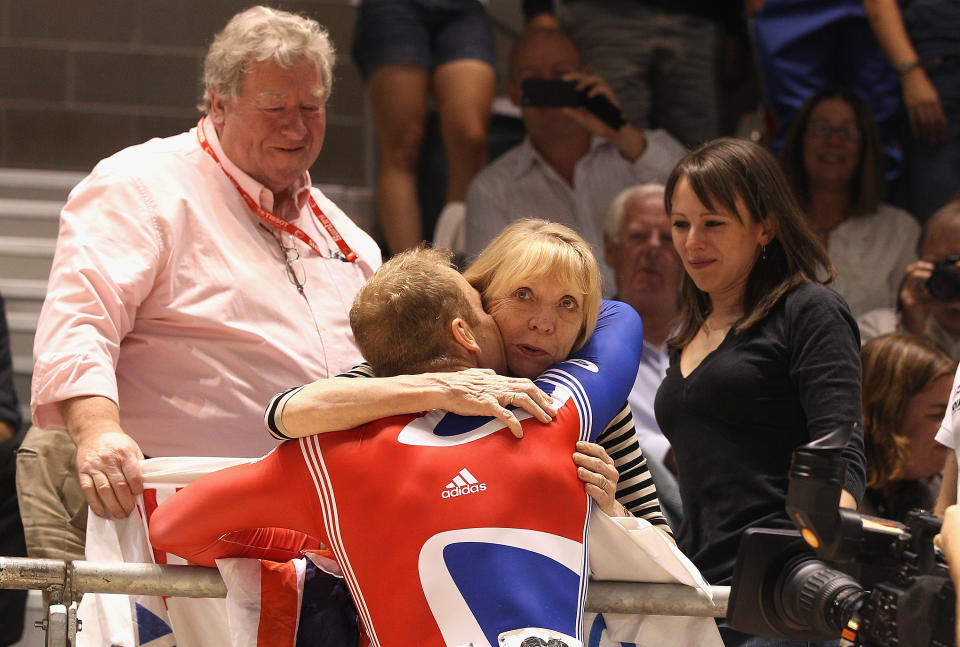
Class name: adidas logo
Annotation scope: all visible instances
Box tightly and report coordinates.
[441,468,487,499]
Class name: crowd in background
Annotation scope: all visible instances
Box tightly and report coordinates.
[372,0,960,538]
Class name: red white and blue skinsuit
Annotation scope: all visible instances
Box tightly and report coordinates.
[150,301,643,647]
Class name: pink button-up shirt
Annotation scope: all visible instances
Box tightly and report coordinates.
[31,119,381,457]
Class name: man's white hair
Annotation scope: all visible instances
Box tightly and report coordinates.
[199,5,335,113]
[603,183,666,242]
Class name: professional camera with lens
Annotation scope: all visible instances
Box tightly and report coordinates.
[727,426,956,646]
[926,254,960,301]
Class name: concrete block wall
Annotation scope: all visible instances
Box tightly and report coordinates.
[0,0,368,186]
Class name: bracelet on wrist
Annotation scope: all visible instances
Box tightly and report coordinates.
[897,60,921,77]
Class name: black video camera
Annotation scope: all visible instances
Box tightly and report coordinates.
[727,426,956,646]
[520,78,626,131]
[926,254,960,302]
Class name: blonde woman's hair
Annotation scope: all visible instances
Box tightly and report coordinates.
[463,219,602,352]
[200,5,336,113]
[861,333,955,489]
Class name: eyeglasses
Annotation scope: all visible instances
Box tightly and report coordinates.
[264,228,306,292]
[279,234,306,292]
[805,122,861,141]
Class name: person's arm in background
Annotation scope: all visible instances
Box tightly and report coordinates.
[0,294,20,442]
[863,0,948,144]
[560,72,652,161]
[560,71,686,180]
[267,365,556,441]
[899,259,939,335]
[936,452,958,517]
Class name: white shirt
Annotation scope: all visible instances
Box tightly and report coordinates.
[937,365,960,504]
[627,339,672,462]
[32,119,381,458]
[858,307,960,361]
[464,131,686,296]
[828,204,919,318]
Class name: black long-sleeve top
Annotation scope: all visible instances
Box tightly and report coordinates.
[655,283,866,585]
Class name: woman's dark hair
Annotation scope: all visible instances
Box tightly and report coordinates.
[780,85,884,217]
[666,137,835,350]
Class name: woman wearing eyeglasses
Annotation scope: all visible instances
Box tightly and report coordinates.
[780,85,920,317]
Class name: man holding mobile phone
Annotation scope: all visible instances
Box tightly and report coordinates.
[464,27,685,296]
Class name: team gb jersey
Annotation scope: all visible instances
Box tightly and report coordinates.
[151,301,643,647]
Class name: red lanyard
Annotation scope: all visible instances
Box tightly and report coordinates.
[196,116,357,262]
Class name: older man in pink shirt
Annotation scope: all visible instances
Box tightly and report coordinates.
[16,6,381,564]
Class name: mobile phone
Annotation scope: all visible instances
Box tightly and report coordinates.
[520,78,581,108]
[520,78,626,130]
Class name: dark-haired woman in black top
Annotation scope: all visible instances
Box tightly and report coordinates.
[655,137,866,647]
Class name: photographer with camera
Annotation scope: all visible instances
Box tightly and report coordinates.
[463,26,685,296]
[860,199,960,360]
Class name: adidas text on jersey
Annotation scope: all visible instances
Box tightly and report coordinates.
[442,468,487,499]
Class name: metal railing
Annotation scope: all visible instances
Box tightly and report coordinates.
[0,556,729,646]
